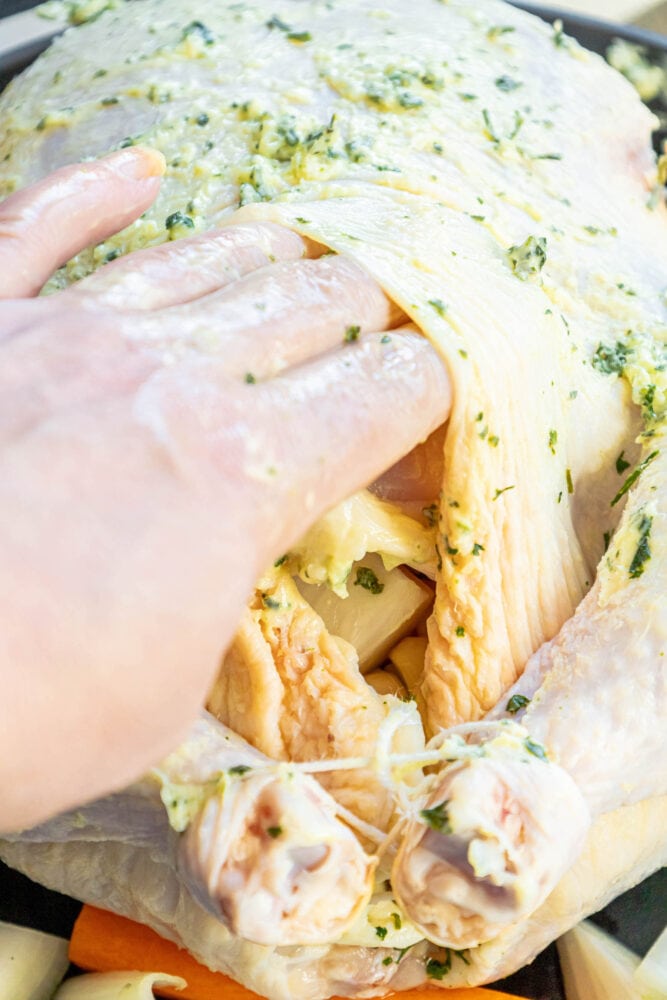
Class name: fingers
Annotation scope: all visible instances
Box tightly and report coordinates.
[0,147,165,299]
[67,222,314,311]
[131,255,405,378]
[260,329,451,540]
[137,325,451,567]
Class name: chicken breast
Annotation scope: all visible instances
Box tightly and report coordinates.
[1,0,660,725]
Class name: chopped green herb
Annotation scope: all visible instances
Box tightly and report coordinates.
[507,235,547,280]
[428,298,448,317]
[611,451,659,507]
[354,566,384,594]
[397,91,424,108]
[506,693,530,714]
[566,468,574,494]
[524,738,548,761]
[182,20,215,44]
[382,956,393,966]
[592,340,630,376]
[548,429,558,454]
[266,825,283,838]
[422,503,439,526]
[629,514,653,579]
[165,211,194,231]
[380,334,391,344]
[262,593,281,609]
[287,30,311,42]
[375,925,388,940]
[482,108,500,143]
[244,372,257,384]
[103,249,121,263]
[495,75,521,92]
[391,912,402,930]
[509,110,524,140]
[266,13,290,30]
[552,19,567,47]
[487,25,516,40]
[493,485,515,501]
[444,536,459,556]
[195,112,209,126]
[455,626,466,637]
[616,452,631,475]
[426,956,452,980]
[420,800,452,833]
[229,764,251,776]
[344,325,361,343]
[274,554,288,567]
[641,384,658,423]
[472,542,484,556]
[295,216,310,224]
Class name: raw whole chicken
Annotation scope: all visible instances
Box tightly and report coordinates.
[0,0,666,996]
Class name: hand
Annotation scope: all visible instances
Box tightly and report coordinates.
[0,148,450,831]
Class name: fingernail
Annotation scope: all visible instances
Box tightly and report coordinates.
[110,146,166,180]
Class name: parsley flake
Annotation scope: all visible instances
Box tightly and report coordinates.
[592,341,630,376]
[495,75,521,92]
[493,485,515,501]
[524,738,548,761]
[611,451,659,507]
[165,211,194,231]
[428,298,448,317]
[354,566,384,594]
[506,693,530,714]
[507,235,547,280]
[616,452,631,475]
[629,514,653,579]
[420,800,452,833]
[426,956,451,980]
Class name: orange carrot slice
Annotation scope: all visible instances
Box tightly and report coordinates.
[69,905,526,1000]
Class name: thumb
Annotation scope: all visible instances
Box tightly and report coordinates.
[0,146,165,299]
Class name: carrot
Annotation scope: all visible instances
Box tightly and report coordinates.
[69,905,525,1000]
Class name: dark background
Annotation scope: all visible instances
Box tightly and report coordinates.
[0,0,40,15]
[1,3,665,998]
